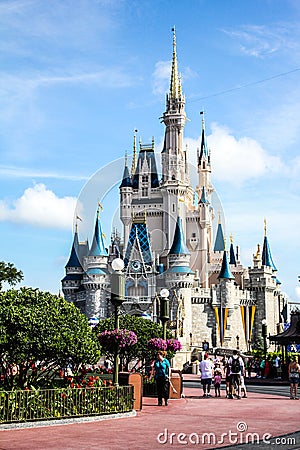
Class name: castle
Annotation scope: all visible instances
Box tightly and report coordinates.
[62,31,285,365]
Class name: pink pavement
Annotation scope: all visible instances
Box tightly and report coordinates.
[1,376,299,450]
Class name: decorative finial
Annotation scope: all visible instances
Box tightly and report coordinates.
[97,202,103,217]
[200,110,205,128]
[218,211,221,224]
[264,218,267,237]
[224,236,227,251]
[125,149,128,166]
[131,129,138,176]
[230,233,233,244]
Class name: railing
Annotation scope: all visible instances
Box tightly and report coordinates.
[0,385,134,424]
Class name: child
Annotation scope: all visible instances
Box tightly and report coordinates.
[214,368,222,397]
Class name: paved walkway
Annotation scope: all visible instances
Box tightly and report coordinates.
[1,375,299,450]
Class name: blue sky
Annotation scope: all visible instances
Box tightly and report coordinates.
[0,0,299,302]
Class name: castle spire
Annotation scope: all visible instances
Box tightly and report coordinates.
[169,217,190,255]
[262,219,277,270]
[170,27,179,100]
[120,150,132,188]
[131,129,138,176]
[89,206,108,257]
[213,213,225,252]
[218,250,234,280]
[199,111,209,164]
[65,227,82,268]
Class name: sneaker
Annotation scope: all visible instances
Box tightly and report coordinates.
[158,402,163,406]
[294,397,299,400]
[228,394,233,399]
[237,396,241,399]
[203,394,207,397]
[165,400,168,406]
[207,394,211,397]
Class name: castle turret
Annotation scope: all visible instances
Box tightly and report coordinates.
[166,216,194,356]
[83,207,109,319]
[61,225,83,302]
[120,151,133,245]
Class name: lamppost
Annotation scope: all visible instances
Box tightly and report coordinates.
[111,258,125,386]
[262,318,268,361]
[159,288,170,340]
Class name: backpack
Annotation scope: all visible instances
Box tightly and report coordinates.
[231,357,241,373]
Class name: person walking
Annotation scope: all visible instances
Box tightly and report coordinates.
[199,354,213,397]
[288,356,300,400]
[152,351,170,406]
[228,350,244,399]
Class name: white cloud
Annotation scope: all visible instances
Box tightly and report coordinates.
[222,23,300,59]
[185,123,284,185]
[0,183,76,229]
[152,60,197,95]
[152,61,171,95]
[295,287,300,300]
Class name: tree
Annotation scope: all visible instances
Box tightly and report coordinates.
[0,261,23,290]
[95,315,171,371]
[0,288,101,389]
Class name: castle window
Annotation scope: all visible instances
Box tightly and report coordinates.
[142,188,148,197]
[192,233,196,238]
[142,175,148,183]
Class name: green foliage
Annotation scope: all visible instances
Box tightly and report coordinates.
[0,385,133,423]
[0,261,23,290]
[95,315,170,370]
[0,288,101,390]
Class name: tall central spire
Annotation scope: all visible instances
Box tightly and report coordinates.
[170,27,180,100]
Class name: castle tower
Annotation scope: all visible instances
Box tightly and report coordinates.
[120,151,132,246]
[61,224,84,304]
[160,28,191,251]
[166,217,194,359]
[246,220,280,343]
[213,248,235,347]
[82,206,109,319]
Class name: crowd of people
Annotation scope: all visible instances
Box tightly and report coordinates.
[198,351,300,400]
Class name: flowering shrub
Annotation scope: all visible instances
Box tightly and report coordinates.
[147,338,167,352]
[98,329,138,353]
[147,337,182,352]
[166,338,182,352]
[57,367,104,389]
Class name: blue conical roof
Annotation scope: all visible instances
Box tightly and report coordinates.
[262,235,277,270]
[65,230,82,268]
[218,250,234,280]
[89,210,108,257]
[229,243,237,266]
[120,164,132,188]
[214,222,225,252]
[169,218,190,255]
[199,186,209,204]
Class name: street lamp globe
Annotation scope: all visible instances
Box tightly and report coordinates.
[160,288,170,298]
[262,318,267,326]
[111,258,125,272]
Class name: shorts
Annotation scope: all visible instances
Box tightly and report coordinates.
[230,373,241,386]
[289,376,299,384]
[201,378,212,386]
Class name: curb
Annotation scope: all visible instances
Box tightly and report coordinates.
[0,410,137,431]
